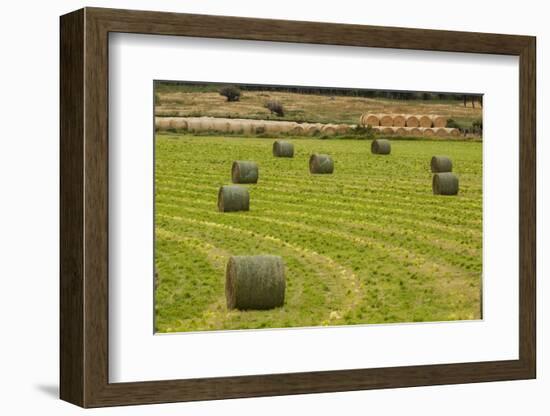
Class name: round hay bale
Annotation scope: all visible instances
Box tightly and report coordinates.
[432,172,459,195]
[431,156,453,173]
[321,124,337,135]
[200,120,216,132]
[209,118,224,133]
[405,115,420,127]
[155,117,171,131]
[217,185,250,212]
[171,118,188,130]
[228,121,245,134]
[242,121,258,135]
[309,154,334,174]
[264,122,286,134]
[418,115,433,128]
[273,140,294,158]
[303,124,319,135]
[231,161,259,184]
[448,128,460,137]
[379,114,393,127]
[251,121,266,135]
[421,127,436,137]
[225,255,285,310]
[288,121,299,132]
[336,124,351,134]
[431,115,447,128]
[371,139,391,155]
[380,126,394,135]
[393,114,407,127]
[186,118,204,132]
[409,127,422,136]
[362,114,380,126]
[290,124,306,135]
[435,127,448,137]
[394,127,407,136]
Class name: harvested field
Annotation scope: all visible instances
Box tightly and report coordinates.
[156,88,482,128]
[155,134,482,332]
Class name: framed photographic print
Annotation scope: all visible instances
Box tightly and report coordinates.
[60,7,536,408]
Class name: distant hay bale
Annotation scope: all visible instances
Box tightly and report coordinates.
[405,115,420,127]
[212,119,231,133]
[379,114,393,127]
[431,115,447,128]
[362,114,380,126]
[394,127,407,136]
[418,115,433,128]
[409,127,422,136]
[231,161,259,184]
[435,128,449,137]
[225,255,285,310]
[170,118,188,130]
[321,124,338,135]
[304,124,319,135]
[265,122,286,134]
[155,117,171,131]
[448,128,460,137]
[200,120,215,132]
[371,139,391,155]
[393,114,406,127]
[431,156,453,173]
[336,124,351,134]
[309,154,334,174]
[252,121,266,134]
[242,121,257,135]
[421,127,436,137]
[380,126,394,135]
[228,121,245,134]
[186,118,205,132]
[432,172,459,195]
[217,185,250,212]
[290,124,306,135]
[273,140,294,157]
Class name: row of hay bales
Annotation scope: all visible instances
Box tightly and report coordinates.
[156,116,461,138]
[372,126,460,138]
[360,113,448,128]
[155,116,352,136]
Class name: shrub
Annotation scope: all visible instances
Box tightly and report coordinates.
[265,100,285,117]
[351,124,375,140]
[446,118,461,129]
[154,92,161,106]
[219,85,241,102]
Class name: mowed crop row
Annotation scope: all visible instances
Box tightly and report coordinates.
[155,135,482,332]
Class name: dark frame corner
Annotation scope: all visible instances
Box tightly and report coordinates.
[60,7,536,408]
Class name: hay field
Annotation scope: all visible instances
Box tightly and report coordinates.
[156,89,482,128]
[155,134,482,333]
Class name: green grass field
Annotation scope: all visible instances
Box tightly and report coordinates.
[155,134,482,333]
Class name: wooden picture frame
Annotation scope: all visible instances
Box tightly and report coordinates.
[60,7,536,408]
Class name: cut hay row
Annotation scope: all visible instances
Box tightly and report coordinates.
[360,113,449,128]
[155,116,352,136]
[372,126,460,137]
